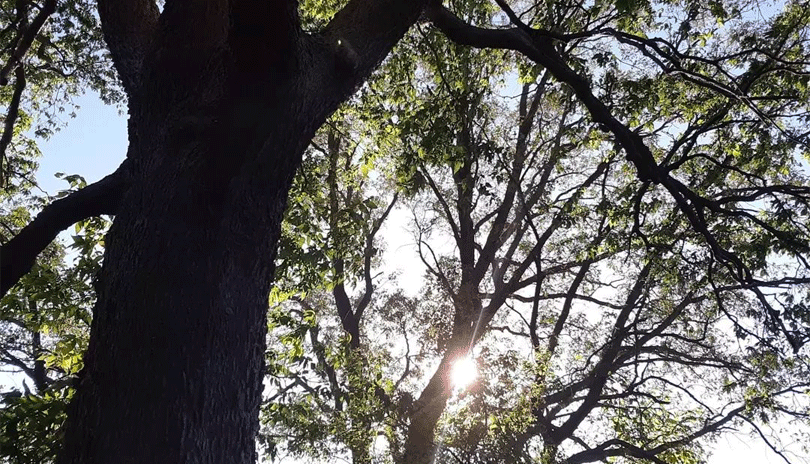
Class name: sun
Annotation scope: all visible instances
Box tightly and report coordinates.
[450,355,478,390]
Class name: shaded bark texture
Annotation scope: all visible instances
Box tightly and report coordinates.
[51,0,429,462]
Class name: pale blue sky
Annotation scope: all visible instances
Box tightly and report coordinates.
[29,92,806,464]
[36,93,126,195]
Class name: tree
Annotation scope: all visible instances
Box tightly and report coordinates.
[1,0,809,463]
[262,110,400,463]
[258,1,810,461]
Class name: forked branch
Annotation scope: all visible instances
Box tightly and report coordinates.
[320,0,431,95]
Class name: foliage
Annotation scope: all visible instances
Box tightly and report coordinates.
[262,0,810,462]
[0,0,123,184]
[0,176,106,464]
[0,386,71,464]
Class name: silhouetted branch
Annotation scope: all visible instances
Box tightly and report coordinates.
[0,0,56,85]
[1,161,131,298]
[0,66,25,186]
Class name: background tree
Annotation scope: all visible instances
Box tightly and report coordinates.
[262,109,399,463]
[256,1,810,462]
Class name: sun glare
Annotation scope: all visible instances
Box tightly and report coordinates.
[450,356,478,390]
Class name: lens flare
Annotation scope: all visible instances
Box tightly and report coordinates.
[450,356,478,390]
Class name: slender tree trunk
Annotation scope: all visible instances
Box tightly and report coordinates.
[351,441,372,464]
[402,307,478,464]
[401,256,483,463]
[401,352,456,464]
[31,330,47,393]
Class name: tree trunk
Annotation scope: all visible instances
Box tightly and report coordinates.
[402,271,482,464]
[402,323,477,464]
[41,1,430,461]
[401,353,455,464]
[56,50,320,462]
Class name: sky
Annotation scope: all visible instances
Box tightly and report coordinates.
[35,94,127,195]
[19,91,807,464]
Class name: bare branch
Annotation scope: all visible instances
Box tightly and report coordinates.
[355,192,398,321]
[549,264,651,443]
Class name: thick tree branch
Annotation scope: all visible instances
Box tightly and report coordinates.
[321,0,430,92]
[0,162,130,298]
[332,277,360,349]
[427,4,662,184]
[97,0,159,94]
[229,0,301,72]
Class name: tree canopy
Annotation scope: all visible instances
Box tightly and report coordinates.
[1,0,809,463]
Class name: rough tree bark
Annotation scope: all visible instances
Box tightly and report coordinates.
[12,0,432,462]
